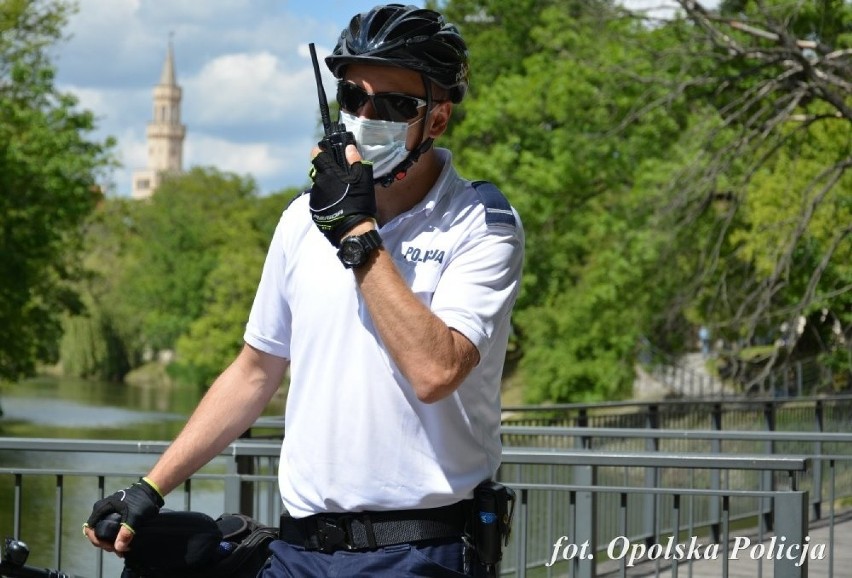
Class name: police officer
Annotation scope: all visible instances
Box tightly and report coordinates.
[84,4,524,576]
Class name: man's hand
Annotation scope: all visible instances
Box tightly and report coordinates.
[83,477,164,553]
[309,144,376,246]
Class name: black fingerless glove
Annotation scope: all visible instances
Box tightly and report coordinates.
[309,150,376,247]
[86,477,164,535]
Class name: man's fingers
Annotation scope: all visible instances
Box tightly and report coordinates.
[345,144,362,164]
[311,145,362,172]
[114,526,135,554]
[83,525,116,553]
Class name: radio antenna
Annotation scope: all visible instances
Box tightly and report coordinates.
[309,43,333,135]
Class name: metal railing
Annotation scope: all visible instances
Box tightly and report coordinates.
[498,448,813,577]
[505,485,815,578]
[0,435,843,577]
[501,427,852,520]
[500,394,852,431]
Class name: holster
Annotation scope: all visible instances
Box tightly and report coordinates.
[469,480,516,572]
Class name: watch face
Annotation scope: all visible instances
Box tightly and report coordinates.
[337,230,381,268]
[340,240,365,266]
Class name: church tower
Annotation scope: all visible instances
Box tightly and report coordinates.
[132,40,186,199]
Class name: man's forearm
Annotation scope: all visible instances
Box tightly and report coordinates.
[354,245,478,403]
[146,344,287,495]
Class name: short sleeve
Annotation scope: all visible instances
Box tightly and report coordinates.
[244,219,292,359]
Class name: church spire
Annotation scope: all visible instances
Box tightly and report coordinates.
[132,36,187,200]
[159,34,177,86]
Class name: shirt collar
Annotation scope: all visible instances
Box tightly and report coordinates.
[385,148,455,229]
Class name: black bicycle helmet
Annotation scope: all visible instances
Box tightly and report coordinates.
[326,4,469,103]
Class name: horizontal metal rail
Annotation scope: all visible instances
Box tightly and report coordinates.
[1,437,811,471]
[501,426,852,443]
[500,393,852,415]
[0,437,280,456]
[500,448,810,472]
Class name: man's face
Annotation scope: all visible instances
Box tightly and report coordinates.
[342,63,451,150]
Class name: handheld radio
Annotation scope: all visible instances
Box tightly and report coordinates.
[309,42,355,172]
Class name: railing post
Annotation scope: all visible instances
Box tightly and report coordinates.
[576,408,590,449]
[13,473,22,539]
[643,405,659,546]
[238,429,256,517]
[813,399,824,520]
[54,474,64,569]
[574,465,597,578]
[94,476,108,578]
[763,402,776,532]
[515,488,528,578]
[224,450,242,514]
[773,490,809,578]
[710,403,722,543]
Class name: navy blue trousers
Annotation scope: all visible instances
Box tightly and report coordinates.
[258,537,474,577]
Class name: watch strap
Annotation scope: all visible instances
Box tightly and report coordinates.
[358,229,383,252]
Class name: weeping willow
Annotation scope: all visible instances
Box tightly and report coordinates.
[59,309,129,382]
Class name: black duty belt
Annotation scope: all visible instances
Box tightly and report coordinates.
[279,500,471,553]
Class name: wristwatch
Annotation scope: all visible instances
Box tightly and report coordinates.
[337,230,382,269]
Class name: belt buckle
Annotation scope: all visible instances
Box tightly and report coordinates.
[316,517,353,553]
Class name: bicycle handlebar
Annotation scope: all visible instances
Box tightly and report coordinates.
[0,537,76,578]
[92,514,122,544]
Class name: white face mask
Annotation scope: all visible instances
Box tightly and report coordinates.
[340,111,418,179]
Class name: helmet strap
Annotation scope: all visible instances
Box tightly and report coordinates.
[376,75,435,188]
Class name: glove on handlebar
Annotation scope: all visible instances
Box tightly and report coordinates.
[86,477,164,536]
[309,149,376,247]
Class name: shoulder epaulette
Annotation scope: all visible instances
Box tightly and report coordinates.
[471,180,516,228]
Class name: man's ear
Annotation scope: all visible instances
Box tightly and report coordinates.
[428,102,453,138]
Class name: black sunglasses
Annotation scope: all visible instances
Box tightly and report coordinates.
[337,81,428,123]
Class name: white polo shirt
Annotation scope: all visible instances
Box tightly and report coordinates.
[244,149,524,518]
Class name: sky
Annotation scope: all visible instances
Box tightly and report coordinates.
[53,0,427,197]
[52,0,691,198]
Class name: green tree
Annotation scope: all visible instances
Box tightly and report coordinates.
[117,168,260,353]
[643,0,852,387]
[439,0,850,401]
[0,0,114,382]
[66,167,298,386]
[442,0,692,401]
[59,198,140,381]
[173,189,296,386]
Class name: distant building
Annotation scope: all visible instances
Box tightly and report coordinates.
[131,41,186,199]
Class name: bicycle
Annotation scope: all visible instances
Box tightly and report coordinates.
[0,511,276,578]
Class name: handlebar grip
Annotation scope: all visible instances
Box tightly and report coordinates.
[93,513,122,543]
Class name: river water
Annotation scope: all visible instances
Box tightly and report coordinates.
[0,375,285,577]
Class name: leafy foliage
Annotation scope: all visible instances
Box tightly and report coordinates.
[63,168,296,384]
[643,0,852,387]
[441,0,696,401]
[436,0,850,400]
[0,0,114,382]
[172,187,294,386]
[121,169,259,350]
